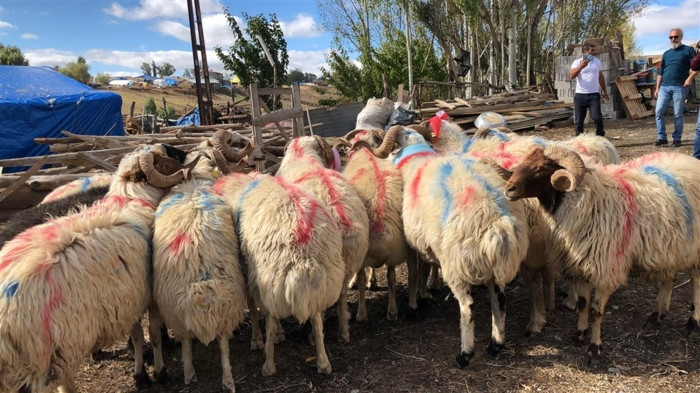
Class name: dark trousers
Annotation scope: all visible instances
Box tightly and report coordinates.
[574,92,604,136]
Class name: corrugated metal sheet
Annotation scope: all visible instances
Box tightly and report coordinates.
[304,101,364,137]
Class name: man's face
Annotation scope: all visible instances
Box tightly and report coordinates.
[586,45,597,55]
[669,30,682,49]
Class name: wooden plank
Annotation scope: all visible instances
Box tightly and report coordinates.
[0,156,49,203]
[256,87,292,96]
[251,107,304,126]
[76,152,118,172]
[0,146,137,168]
[257,100,292,141]
[434,99,458,109]
[291,84,305,137]
[249,83,265,172]
[453,97,472,106]
[617,75,639,81]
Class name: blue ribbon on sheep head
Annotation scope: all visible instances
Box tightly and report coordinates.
[481,145,587,201]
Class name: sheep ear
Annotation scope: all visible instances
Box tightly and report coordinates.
[551,169,578,192]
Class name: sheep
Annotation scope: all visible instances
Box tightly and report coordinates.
[149,132,251,392]
[40,173,113,204]
[484,147,700,362]
[213,170,345,376]
[374,125,529,367]
[276,136,370,343]
[0,144,196,393]
[335,129,415,320]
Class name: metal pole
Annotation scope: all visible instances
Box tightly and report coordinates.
[187,0,214,125]
[404,0,413,93]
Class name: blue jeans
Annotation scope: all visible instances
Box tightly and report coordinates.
[693,110,700,159]
[655,85,689,141]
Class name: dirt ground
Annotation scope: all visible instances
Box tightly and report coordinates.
[64,109,700,392]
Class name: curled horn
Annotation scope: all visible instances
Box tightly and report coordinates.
[494,126,513,134]
[372,125,402,159]
[211,130,254,162]
[473,127,494,139]
[212,149,232,175]
[406,124,433,143]
[343,129,366,142]
[543,146,586,192]
[138,152,189,188]
[480,158,513,181]
[313,135,334,164]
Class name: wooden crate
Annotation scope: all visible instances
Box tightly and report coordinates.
[614,75,654,119]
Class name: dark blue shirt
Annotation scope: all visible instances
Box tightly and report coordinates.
[660,44,697,86]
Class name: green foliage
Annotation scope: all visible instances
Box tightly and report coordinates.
[318,98,341,107]
[215,10,289,108]
[287,68,305,84]
[0,43,29,65]
[157,63,176,77]
[94,73,111,85]
[144,97,157,115]
[304,73,318,82]
[158,105,177,120]
[58,57,91,84]
[140,62,152,76]
[182,68,193,78]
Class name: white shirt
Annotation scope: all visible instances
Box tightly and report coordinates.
[571,56,602,94]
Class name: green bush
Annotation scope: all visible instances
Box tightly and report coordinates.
[144,97,157,115]
[158,105,177,120]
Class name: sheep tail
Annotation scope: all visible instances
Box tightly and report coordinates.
[188,281,218,310]
[284,260,327,323]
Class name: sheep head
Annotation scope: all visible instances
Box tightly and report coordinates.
[137,150,200,188]
[483,145,586,201]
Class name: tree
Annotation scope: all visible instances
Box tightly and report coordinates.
[58,56,91,84]
[94,73,111,85]
[182,68,193,78]
[144,97,157,115]
[140,62,152,76]
[156,63,176,77]
[304,73,318,82]
[152,60,157,77]
[0,43,29,65]
[215,10,289,108]
[287,68,305,84]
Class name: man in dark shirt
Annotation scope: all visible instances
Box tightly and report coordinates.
[688,44,700,158]
[653,28,697,147]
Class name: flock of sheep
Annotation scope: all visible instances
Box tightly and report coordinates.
[1,117,699,393]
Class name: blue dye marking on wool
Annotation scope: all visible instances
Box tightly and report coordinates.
[2,280,19,297]
[80,177,92,191]
[491,129,509,141]
[156,193,184,217]
[531,137,548,147]
[234,179,262,237]
[460,138,475,154]
[642,165,694,238]
[458,157,512,219]
[438,162,454,224]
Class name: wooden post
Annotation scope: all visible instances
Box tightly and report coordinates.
[249,83,265,172]
[291,84,304,137]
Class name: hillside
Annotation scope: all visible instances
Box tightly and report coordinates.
[99,83,343,118]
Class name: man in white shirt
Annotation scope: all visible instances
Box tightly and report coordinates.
[570,42,610,136]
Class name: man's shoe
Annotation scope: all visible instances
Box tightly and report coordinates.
[596,132,605,137]
[673,140,682,147]
[654,139,668,146]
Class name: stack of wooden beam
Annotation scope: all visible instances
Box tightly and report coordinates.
[414,89,574,132]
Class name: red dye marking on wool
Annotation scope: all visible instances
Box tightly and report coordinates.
[575,142,589,155]
[408,163,429,209]
[366,149,390,234]
[0,241,33,272]
[293,167,353,231]
[468,150,521,170]
[456,186,476,210]
[349,167,368,183]
[41,271,63,366]
[291,139,305,158]
[274,177,322,245]
[352,130,368,143]
[608,168,637,278]
[622,152,665,168]
[396,152,436,169]
[40,225,58,242]
[169,232,191,255]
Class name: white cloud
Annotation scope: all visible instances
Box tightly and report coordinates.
[21,33,38,40]
[152,13,236,48]
[23,48,78,67]
[281,14,323,38]
[632,0,700,36]
[288,49,329,76]
[0,20,16,29]
[103,0,223,21]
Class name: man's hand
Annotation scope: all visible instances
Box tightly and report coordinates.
[580,59,590,69]
[654,88,660,98]
[602,92,610,103]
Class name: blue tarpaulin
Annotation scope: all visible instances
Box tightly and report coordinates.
[176,108,200,126]
[0,66,124,172]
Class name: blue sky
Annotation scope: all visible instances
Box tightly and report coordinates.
[0,0,698,78]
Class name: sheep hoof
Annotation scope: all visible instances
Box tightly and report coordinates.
[338,332,350,343]
[586,344,602,366]
[644,312,663,329]
[560,299,577,311]
[222,377,236,393]
[356,310,368,322]
[317,362,332,374]
[275,332,286,344]
[250,339,265,350]
[133,365,151,388]
[261,362,277,377]
[685,317,700,337]
[486,340,505,357]
[525,321,545,337]
[154,368,169,384]
[572,329,587,345]
[455,351,474,369]
[386,311,398,321]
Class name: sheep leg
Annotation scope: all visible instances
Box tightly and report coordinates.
[337,278,351,343]
[561,280,579,310]
[356,267,369,321]
[427,265,441,290]
[182,337,197,384]
[645,279,674,328]
[487,281,507,356]
[686,271,700,337]
[451,281,475,368]
[407,252,418,311]
[218,335,235,392]
[386,265,398,321]
[521,266,547,336]
[148,307,168,383]
[311,312,332,374]
[261,314,278,376]
[247,295,264,350]
[367,267,379,290]
[418,259,432,299]
[275,318,286,343]
[57,371,77,393]
[587,286,614,363]
[573,281,591,344]
[542,267,556,312]
[129,322,150,388]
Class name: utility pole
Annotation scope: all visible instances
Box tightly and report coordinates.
[187,0,215,125]
[404,0,413,94]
